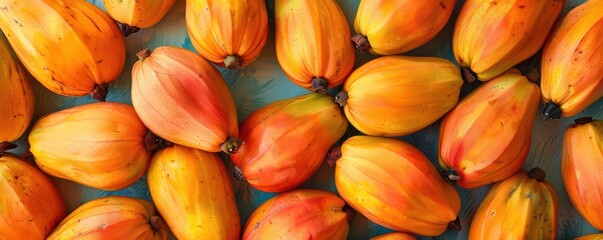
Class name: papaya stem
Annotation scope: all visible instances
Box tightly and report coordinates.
[233,166,245,180]
[149,216,168,239]
[224,55,243,70]
[460,67,477,84]
[311,77,328,94]
[90,83,109,102]
[447,217,462,231]
[220,137,244,155]
[441,169,460,185]
[326,144,342,167]
[144,131,172,153]
[574,117,593,124]
[542,102,561,120]
[343,205,357,221]
[0,142,17,155]
[528,167,546,182]
[121,24,141,37]
[334,91,348,107]
[137,48,152,61]
[351,34,370,54]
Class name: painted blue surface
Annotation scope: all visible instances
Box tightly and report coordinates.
[7,0,602,239]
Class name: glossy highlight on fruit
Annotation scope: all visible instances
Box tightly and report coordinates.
[453,0,565,80]
[562,117,603,231]
[335,55,463,137]
[275,0,355,93]
[541,0,603,119]
[242,189,349,240]
[0,0,126,101]
[352,0,456,55]
[148,144,240,240]
[47,196,168,240]
[186,0,268,69]
[334,135,461,236]
[439,68,540,188]
[28,102,151,191]
[469,168,558,240]
[131,46,241,154]
[0,153,66,239]
[231,93,348,193]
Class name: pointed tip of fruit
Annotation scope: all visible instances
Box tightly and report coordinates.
[528,167,546,182]
[90,83,109,102]
[224,55,243,70]
[351,34,370,54]
[542,102,561,121]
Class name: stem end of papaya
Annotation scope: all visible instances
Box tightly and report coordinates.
[460,67,477,84]
[121,24,140,37]
[224,55,243,70]
[351,34,370,54]
[90,83,109,102]
[542,102,561,121]
[343,205,357,221]
[447,217,462,231]
[312,77,328,94]
[441,169,460,185]
[528,167,546,182]
[326,144,342,167]
[221,137,244,155]
[334,91,348,107]
[137,48,152,61]
[149,216,168,239]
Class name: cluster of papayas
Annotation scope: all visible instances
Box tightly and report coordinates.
[1,0,602,239]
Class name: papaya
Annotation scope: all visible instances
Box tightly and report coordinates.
[275,0,355,93]
[28,102,152,191]
[333,135,461,237]
[102,0,177,36]
[186,0,268,69]
[439,68,540,188]
[47,196,168,239]
[0,0,126,101]
[562,117,603,231]
[242,189,349,240]
[0,153,66,239]
[131,46,241,154]
[0,33,33,153]
[469,168,558,239]
[335,55,463,137]
[230,93,348,193]
[147,144,241,240]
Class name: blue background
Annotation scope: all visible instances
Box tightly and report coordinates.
[7,0,602,239]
